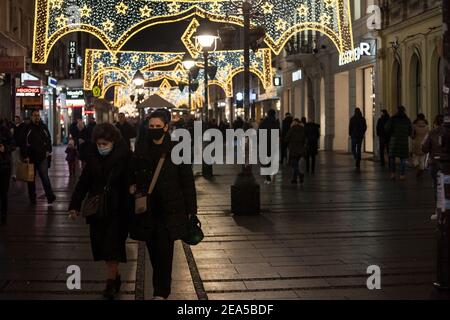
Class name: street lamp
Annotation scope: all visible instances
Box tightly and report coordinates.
[132,70,146,121]
[194,20,219,179]
[226,0,265,216]
[182,53,199,112]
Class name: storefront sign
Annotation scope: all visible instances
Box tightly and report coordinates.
[292,70,302,82]
[339,41,377,66]
[22,96,44,109]
[273,76,282,87]
[68,41,77,76]
[48,76,58,88]
[66,88,84,100]
[16,87,41,97]
[92,86,102,97]
[0,56,25,73]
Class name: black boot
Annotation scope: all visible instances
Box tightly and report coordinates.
[299,174,305,184]
[0,215,6,225]
[115,274,122,292]
[102,279,118,300]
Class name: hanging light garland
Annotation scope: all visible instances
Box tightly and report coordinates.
[85,48,273,98]
[33,0,354,63]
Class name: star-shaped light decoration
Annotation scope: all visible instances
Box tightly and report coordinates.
[275,18,287,31]
[140,5,152,18]
[131,55,140,64]
[102,18,115,33]
[111,55,118,64]
[320,14,332,26]
[324,0,334,9]
[297,4,308,18]
[262,2,274,15]
[146,56,155,65]
[50,0,63,10]
[79,4,92,18]
[115,2,128,15]
[210,2,222,14]
[168,2,181,14]
[55,14,68,28]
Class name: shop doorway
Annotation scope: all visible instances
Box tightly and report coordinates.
[410,53,422,118]
[320,77,326,150]
[334,72,349,151]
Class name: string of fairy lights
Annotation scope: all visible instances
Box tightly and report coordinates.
[84,48,273,100]
[33,0,355,63]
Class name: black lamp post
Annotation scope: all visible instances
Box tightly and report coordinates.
[132,70,146,121]
[225,0,265,216]
[194,20,219,179]
[182,53,200,112]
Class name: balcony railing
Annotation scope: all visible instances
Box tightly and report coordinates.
[285,32,318,56]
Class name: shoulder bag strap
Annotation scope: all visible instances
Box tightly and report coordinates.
[147,154,166,195]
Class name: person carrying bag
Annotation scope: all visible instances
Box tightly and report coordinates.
[128,110,199,300]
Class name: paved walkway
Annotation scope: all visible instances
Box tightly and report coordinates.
[0,147,445,300]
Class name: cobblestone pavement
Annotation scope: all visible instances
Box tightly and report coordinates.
[0,148,445,300]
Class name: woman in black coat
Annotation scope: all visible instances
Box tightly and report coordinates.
[68,123,132,300]
[129,110,197,300]
[0,136,11,225]
[285,119,307,184]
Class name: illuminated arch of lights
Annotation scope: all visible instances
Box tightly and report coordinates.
[84,48,273,98]
[33,0,355,63]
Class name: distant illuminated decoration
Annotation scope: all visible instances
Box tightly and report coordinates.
[33,0,355,63]
[85,48,273,98]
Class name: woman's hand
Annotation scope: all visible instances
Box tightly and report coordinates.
[68,210,80,221]
[129,184,137,195]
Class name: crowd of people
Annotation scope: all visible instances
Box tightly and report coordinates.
[0,104,446,299]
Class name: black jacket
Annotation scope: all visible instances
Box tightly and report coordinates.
[376,115,390,141]
[281,117,293,138]
[69,140,132,222]
[116,121,137,148]
[129,134,197,241]
[305,122,320,155]
[259,115,280,155]
[349,115,367,139]
[20,122,52,162]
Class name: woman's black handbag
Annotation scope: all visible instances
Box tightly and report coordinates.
[182,215,204,246]
[81,171,113,218]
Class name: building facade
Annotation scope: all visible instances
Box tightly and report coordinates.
[275,0,443,157]
[379,0,443,123]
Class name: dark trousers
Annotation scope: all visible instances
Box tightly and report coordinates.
[430,164,439,202]
[27,159,54,200]
[379,138,389,166]
[280,141,288,164]
[146,220,175,299]
[0,191,7,217]
[351,138,363,167]
[305,155,316,173]
[389,157,407,175]
[67,161,76,176]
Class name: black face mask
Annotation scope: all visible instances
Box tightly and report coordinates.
[148,128,165,141]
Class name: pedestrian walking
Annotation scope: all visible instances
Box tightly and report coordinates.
[411,113,429,178]
[304,118,320,174]
[65,139,79,177]
[259,109,280,184]
[376,110,391,167]
[19,111,56,205]
[68,123,132,300]
[10,116,25,181]
[285,118,306,184]
[116,112,137,149]
[349,108,367,170]
[422,114,445,220]
[385,106,413,181]
[129,110,197,300]
[281,113,293,165]
[0,136,11,225]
